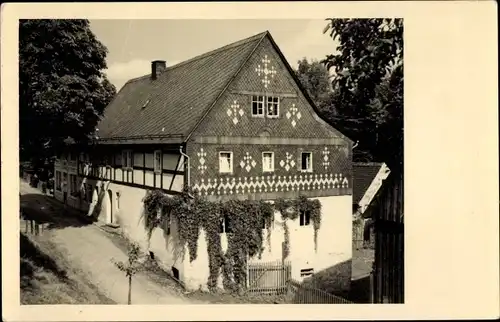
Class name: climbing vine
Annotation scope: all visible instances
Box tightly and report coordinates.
[296,195,322,252]
[142,190,321,292]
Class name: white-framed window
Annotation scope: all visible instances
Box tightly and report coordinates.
[300,268,314,277]
[300,210,311,226]
[251,95,265,117]
[301,152,313,172]
[266,96,279,118]
[154,150,162,173]
[219,151,233,174]
[122,150,133,169]
[252,95,280,118]
[219,214,232,233]
[262,152,274,172]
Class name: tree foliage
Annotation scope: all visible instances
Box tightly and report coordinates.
[294,58,334,114]
[112,242,144,304]
[320,18,403,173]
[19,19,116,169]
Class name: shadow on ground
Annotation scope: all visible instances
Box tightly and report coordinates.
[20,232,116,304]
[20,193,95,230]
[20,233,69,286]
[301,260,352,300]
[349,274,371,303]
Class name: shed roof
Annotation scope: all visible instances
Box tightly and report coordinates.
[353,162,385,205]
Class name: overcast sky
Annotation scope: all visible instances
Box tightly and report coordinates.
[89,19,338,91]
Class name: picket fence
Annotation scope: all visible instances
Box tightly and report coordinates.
[247,260,291,294]
[286,279,353,304]
[246,260,353,304]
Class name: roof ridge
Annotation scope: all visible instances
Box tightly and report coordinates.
[122,31,268,87]
[165,31,268,72]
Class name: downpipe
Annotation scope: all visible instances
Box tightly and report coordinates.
[179,146,193,199]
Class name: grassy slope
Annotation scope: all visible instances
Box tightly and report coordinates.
[20,233,115,305]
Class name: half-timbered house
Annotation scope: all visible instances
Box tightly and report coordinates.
[54,31,354,291]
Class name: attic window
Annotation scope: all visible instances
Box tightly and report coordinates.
[142,99,150,109]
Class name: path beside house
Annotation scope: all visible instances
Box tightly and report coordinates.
[20,181,204,304]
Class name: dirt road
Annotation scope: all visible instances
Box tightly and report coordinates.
[20,181,204,304]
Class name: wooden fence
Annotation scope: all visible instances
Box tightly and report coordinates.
[247,260,291,294]
[285,279,353,304]
[21,218,50,236]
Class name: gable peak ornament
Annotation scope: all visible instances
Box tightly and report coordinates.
[255,54,277,88]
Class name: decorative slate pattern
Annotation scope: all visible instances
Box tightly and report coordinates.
[286,103,302,128]
[188,143,351,198]
[193,173,349,196]
[255,54,277,88]
[322,147,331,170]
[193,37,345,140]
[279,152,296,172]
[227,100,244,125]
[196,148,207,174]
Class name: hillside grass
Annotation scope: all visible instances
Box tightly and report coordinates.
[20,233,115,304]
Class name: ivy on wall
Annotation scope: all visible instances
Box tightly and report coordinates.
[142,188,321,292]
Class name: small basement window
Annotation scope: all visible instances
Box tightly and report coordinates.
[300,268,314,277]
[219,151,233,174]
[301,152,313,172]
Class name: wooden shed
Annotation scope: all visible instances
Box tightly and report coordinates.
[371,170,404,303]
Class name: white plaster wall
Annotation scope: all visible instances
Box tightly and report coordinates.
[76,179,190,286]
[148,214,187,282]
[313,195,352,267]
[182,228,211,291]
[246,195,352,284]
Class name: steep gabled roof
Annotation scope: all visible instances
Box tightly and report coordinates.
[96,32,267,143]
[96,30,352,144]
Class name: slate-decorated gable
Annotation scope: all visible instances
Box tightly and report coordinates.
[192,36,344,139]
[187,34,352,200]
[189,143,351,199]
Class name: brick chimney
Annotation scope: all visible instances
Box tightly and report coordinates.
[151,60,167,80]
